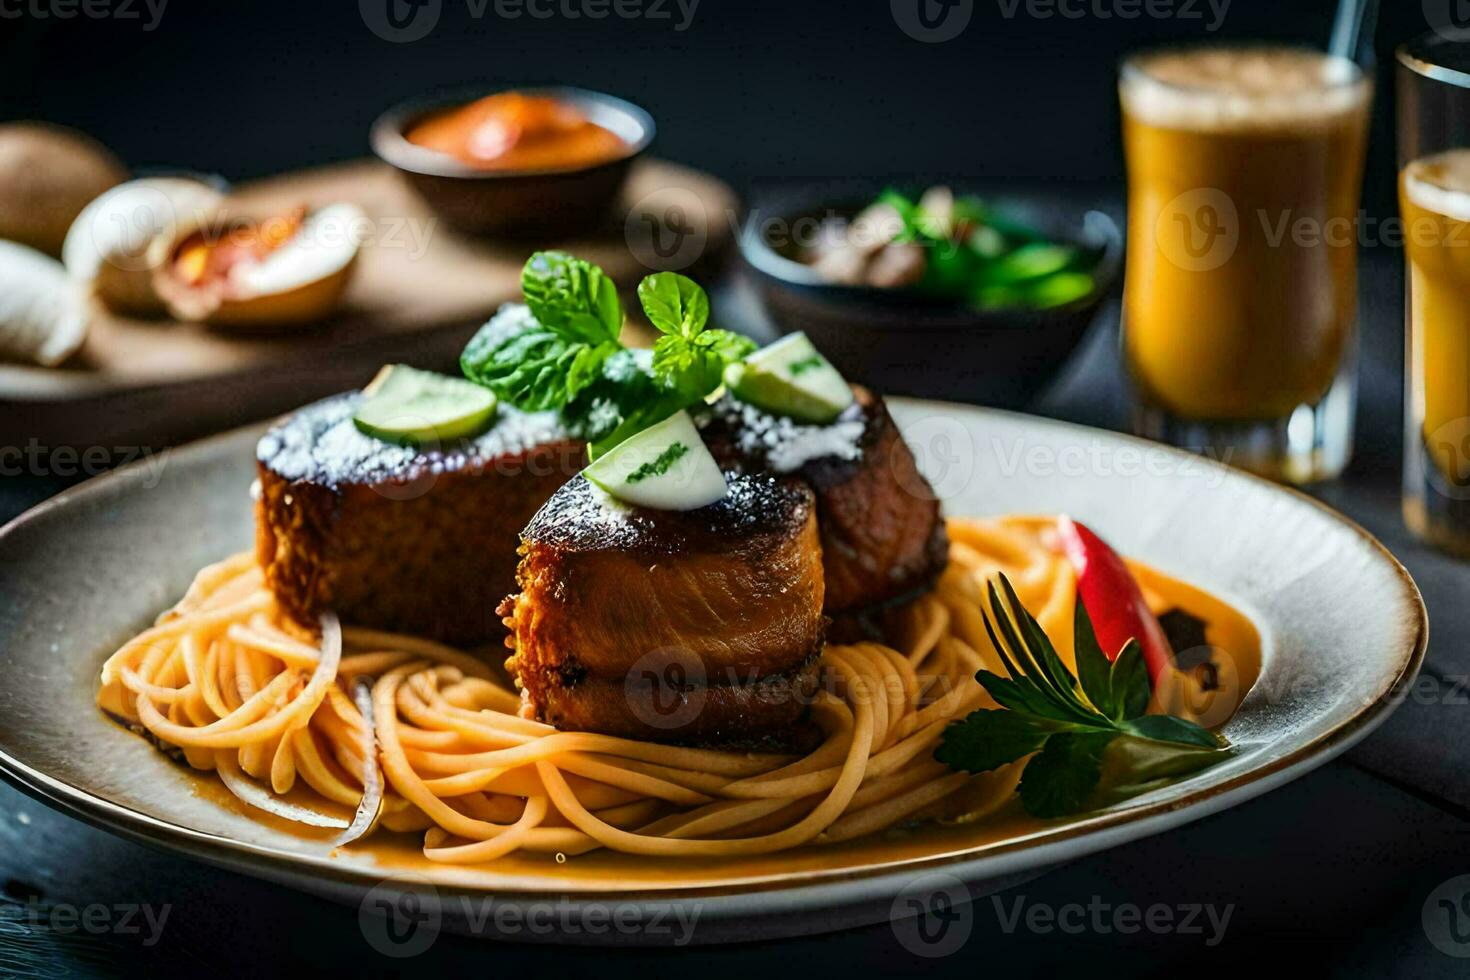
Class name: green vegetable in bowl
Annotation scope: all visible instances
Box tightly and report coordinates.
[809,185,1101,312]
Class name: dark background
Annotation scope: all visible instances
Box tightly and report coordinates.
[0,0,1436,216]
[6,2,1470,977]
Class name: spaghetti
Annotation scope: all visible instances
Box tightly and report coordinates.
[95,516,1199,863]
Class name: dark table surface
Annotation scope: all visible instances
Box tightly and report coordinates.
[2,217,1469,978]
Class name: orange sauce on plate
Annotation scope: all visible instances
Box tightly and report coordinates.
[185,554,1261,892]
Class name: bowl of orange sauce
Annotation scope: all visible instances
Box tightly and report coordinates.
[371,87,653,237]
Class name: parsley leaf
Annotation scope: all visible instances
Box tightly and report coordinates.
[935,572,1228,818]
[626,442,689,484]
[1018,731,1117,818]
[933,710,1056,774]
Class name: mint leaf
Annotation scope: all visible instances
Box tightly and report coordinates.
[640,270,753,400]
[522,251,624,346]
[1119,714,1220,750]
[935,710,1055,774]
[638,272,710,337]
[561,349,660,444]
[1018,731,1115,818]
[461,328,580,410]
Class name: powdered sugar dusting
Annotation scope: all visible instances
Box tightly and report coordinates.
[257,391,572,487]
[526,470,810,554]
[704,397,864,473]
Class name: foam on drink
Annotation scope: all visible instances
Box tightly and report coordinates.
[1121,46,1369,132]
[1403,150,1470,223]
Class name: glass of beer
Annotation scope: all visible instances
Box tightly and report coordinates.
[1119,46,1372,483]
[1399,34,1470,555]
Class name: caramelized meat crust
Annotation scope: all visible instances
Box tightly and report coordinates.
[504,472,827,742]
[255,393,583,644]
[702,386,949,616]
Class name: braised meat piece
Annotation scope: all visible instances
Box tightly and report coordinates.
[503,471,825,743]
[701,385,948,617]
[255,392,583,644]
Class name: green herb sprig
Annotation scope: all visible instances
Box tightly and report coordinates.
[460,254,752,457]
[934,574,1227,818]
[460,251,624,411]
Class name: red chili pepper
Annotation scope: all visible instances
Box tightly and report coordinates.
[1055,515,1174,686]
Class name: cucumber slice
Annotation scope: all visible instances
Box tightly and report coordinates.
[1026,271,1095,309]
[986,243,1076,284]
[582,410,727,510]
[723,332,854,424]
[353,364,498,446]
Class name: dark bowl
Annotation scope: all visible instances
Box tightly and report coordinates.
[370,86,654,238]
[740,191,1122,409]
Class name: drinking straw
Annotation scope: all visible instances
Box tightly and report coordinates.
[1328,0,1378,64]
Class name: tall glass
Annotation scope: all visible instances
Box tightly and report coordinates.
[1119,46,1372,483]
[1398,34,1470,555]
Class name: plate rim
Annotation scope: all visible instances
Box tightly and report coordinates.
[0,401,1429,914]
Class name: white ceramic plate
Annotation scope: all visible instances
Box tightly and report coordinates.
[0,400,1426,944]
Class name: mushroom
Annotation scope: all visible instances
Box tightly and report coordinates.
[0,123,126,258]
[809,201,908,286]
[62,176,226,317]
[0,240,90,366]
[865,240,927,289]
[153,201,366,330]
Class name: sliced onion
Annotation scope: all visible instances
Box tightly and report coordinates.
[214,612,352,831]
[216,752,349,829]
[333,673,384,847]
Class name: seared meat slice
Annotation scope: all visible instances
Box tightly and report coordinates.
[701,385,948,617]
[503,471,825,743]
[255,392,583,644]
[526,659,823,745]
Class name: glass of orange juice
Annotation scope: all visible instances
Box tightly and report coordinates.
[1119,46,1372,483]
[1399,34,1470,555]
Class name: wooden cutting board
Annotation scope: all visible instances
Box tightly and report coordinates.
[0,158,737,448]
